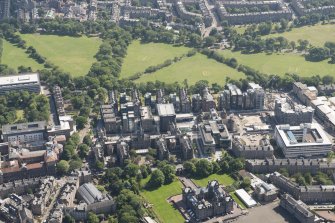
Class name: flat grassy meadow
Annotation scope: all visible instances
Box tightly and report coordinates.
[267,23,335,47]
[20,34,101,77]
[137,53,245,85]
[1,39,44,71]
[141,179,184,223]
[192,173,235,187]
[120,40,190,78]
[221,50,335,77]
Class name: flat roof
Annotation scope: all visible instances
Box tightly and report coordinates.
[2,121,46,135]
[275,123,332,147]
[157,103,175,116]
[235,189,257,208]
[0,73,40,86]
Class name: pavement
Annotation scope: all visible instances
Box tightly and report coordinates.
[235,201,298,223]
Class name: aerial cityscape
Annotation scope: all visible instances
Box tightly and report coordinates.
[0,0,335,222]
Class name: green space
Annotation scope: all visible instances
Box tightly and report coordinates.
[15,110,24,121]
[267,23,335,47]
[20,34,101,77]
[192,174,235,187]
[141,180,184,223]
[120,40,190,78]
[221,50,335,77]
[137,53,245,85]
[230,192,247,209]
[1,39,44,71]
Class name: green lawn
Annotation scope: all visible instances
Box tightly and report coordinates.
[137,53,245,85]
[230,192,247,209]
[121,40,190,78]
[141,180,185,223]
[20,34,101,77]
[192,173,235,188]
[1,39,44,71]
[267,23,335,47]
[221,50,335,77]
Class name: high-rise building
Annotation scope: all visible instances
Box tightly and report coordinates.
[0,0,10,20]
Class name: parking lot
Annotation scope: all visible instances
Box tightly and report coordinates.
[235,201,298,223]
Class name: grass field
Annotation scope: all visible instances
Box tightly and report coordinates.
[15,110,24,121]
[141,180,184,223]
[120,40,190,78]
[137,53,245,85]
[192,174,235,187]
[221,50,335,77]
[20,34,101,77]
[1,39,44,71]
[230,192,247,209]
[267,23,335,47]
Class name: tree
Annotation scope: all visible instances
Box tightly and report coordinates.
[88,212,99,223]
[183,161,196,176]
[195,159,213,177]
[83,135,93,146]
[63,215,75,223]
[327,151,335,164]
[57,160,69,175]
[161,164,175,184]
[69,159,82,172]
[95,160,104,171]
[240,178,251,190]
[148,169,165,188]
[204,36,216,47]
[78,144,90,158]
[76,116,87,130]
[322,75,334,85]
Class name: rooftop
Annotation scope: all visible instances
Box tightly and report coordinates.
[2,121,46,135]
[157,103,175,116]
[0,73,40,87]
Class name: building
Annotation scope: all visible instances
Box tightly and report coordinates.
[53,85,66,119]
[179,88,191,113]
[1,121,47,143]
[253,182,277,202]
[0,194,33,223]
[140,106,155,132]
[270,172,335,204]
[280,194,315,223]
[182,180,234,221]
[235,189,257,208]
[220,83,265,111]
[116,141,130,165]
[31,177,56,215]
[232,136,274,159]
[202,88,216,112]
[274,123,332,158]
[180,135,194,160]
[293,82,318,106]
[199,121,231,153]
[157,103,176,132]
[274,98,314,125]
[76,183,115,216]
[246,158,335,175]
[156,137,170,160]
[192,94,202,113]
[215,0,292,25]
[0,73,41,95]
[100,104,121,134]
[0,0,10,19]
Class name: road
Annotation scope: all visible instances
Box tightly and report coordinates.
[202,0,221,37]
[41,179,65,222]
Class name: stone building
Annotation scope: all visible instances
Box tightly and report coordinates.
[246,158,335,175]
[31,177,56,215]
[280,194,315,223]
[232,136,274,159]
[274,98,314,125]
[270,172,335,204]
[180,135,194,160]
[202,88,216,112]
[182,180,234,221]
